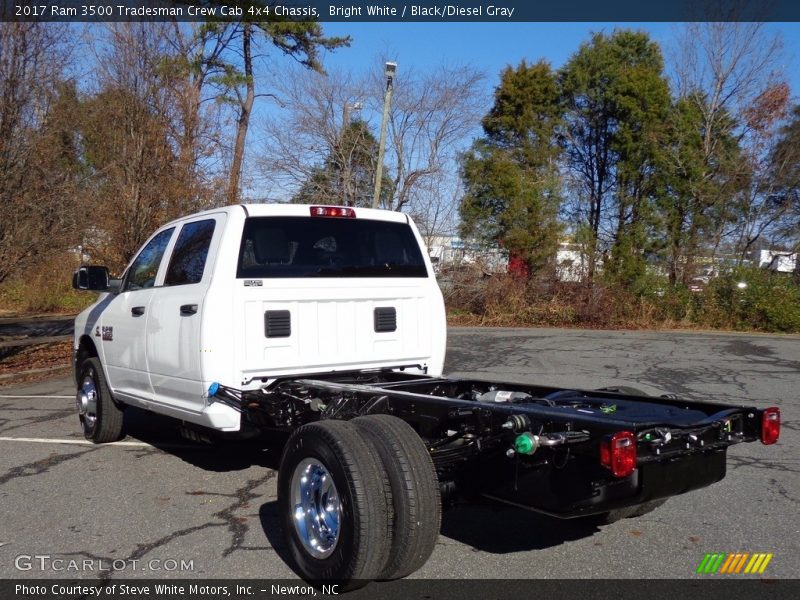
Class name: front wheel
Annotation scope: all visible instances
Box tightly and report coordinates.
[76,357,124,443]
[278,420,391,589]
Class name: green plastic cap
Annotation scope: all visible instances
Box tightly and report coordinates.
[514,432,537,455]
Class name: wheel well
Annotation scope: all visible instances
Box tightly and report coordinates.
[75,336,98,383]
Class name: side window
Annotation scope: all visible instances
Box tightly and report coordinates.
[123,228,175,292]
[164,219,216,286]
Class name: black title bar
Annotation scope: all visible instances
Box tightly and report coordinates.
[3,0,800,22]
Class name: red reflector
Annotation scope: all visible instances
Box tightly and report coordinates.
[761,407,780,445]
[599,431,637,478]
[309,206,356,218]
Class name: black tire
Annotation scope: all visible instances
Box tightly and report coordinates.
[76,357,124,443]
[278,420,391,589]
[353,414,441,580]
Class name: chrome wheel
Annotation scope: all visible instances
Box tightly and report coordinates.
[290,458,341,559]
[76,375,98,430]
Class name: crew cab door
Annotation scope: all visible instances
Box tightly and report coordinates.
[145,214,224,413]
[100,227,175,402]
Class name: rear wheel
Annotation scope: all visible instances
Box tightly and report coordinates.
[353,414,441,580]
[278,420,390,589]
[76,357,124,443]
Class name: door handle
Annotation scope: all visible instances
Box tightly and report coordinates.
[180,304,198,316]
[131,306,145,316]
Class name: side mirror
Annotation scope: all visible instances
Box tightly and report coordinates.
[72,266,110,291]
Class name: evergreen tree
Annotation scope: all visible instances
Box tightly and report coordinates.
[459,60,563,276]
[293,120,393,207]
[560,30,671,286]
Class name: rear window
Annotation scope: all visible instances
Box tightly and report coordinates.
[237,217,428,278]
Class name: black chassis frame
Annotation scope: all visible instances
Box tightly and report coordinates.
[224,368,765,518]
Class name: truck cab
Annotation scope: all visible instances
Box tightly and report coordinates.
[73,204,447,432]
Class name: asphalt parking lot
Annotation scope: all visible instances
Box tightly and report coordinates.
[0,327,797,580]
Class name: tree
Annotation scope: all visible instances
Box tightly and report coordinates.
[383,64,485,213]
[259,61,483,236]
[669,22,786,276]
[292,119,393,207]
[0,23,81,284]
[733,82,791,262]
[606,35,672,285]
[189,17,350,205]
[560,29,671,286]
[769,104,800,278]
[657,95,743,285]
[161,22,235,208]
[460,60,563,275]
[79,24,206,267]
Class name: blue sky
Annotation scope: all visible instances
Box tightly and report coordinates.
[318,22,800,97]
[248,21,800,200]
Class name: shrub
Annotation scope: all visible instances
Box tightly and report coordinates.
[444,266,800,333]
[701,267,800,332]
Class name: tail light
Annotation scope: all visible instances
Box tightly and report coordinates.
[600,431,637,477]
[310,206,356,218]
[761,407,780,445]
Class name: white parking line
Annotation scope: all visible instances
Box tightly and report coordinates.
[0,437,202,451]
[0,436,152,447]
[0,395,73,399]
[0,436,202,450]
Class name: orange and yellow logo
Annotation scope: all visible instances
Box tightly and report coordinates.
[697,553,773,574]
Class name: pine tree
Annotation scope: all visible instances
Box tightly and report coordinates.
[459,60,563,276]
[293,120,393,207]
[560,29,672,287]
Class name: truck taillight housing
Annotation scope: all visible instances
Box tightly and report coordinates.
[761,407,780,445]
[310,206,356,218]
[600,431,637,478]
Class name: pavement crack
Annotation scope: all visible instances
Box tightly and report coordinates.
[211,472,277,557]
[727,454,800,474]
[64,521,227,582]
[59,472,278,578]
[0,408,76,435]
[768,477,800,505]
[0,447,98,486]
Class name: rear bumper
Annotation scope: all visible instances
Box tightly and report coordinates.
[479,448,727,518]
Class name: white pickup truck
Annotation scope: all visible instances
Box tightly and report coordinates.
[72,204,779,588]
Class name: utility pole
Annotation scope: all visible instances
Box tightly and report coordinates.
[373,61,396,209]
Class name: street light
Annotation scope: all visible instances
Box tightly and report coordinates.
[343,101,363,129]
[372,61,396,209]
